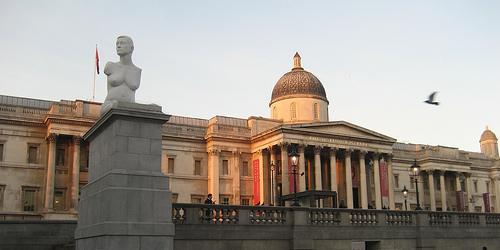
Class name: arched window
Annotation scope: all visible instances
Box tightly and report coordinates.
[290,102,297,120]
[313,103,319,120]
[272,106,277,119]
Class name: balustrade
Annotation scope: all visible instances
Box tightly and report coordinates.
[385,211,413,225]
[310,209,341,225]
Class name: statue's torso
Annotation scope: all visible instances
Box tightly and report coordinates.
[105,62,141,102]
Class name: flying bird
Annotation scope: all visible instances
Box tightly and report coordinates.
[424,91,439,105]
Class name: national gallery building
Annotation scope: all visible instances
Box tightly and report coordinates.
[0,54,499,220]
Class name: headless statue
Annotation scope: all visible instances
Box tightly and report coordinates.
[101,35,142,115]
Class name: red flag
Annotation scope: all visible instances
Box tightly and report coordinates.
[95,47,100,74]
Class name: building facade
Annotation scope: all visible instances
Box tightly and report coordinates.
[0,54,499,220]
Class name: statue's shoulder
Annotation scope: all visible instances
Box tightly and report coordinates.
[104,62,117,74]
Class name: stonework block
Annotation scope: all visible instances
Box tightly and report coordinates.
[116,119,141,137]
[128,137,151,155]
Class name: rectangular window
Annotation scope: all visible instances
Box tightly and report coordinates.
[241,198,250,206]
[436,178,440,190]
[168,158,175,174]
[0,185,5,210]
[80,144,89,169]
[194,160,201,176]
[54,189,66,211]
[222,160,229,176]
[171,193,178,203]
[56,148,65,167]
[191,195,204,204]
[0,143,4,161]
[410,177,415,189]
[486,181,490,193]
[221,196,230,205]
[394,174,399,189]
[241,161,249,177]
[474,180,478,193]
[22,187,38,212]
[28,145,39,164]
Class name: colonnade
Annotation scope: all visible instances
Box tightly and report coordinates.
[254,143,395,209]
[44,133,82,212]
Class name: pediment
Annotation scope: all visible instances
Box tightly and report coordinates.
[284,121,396,142]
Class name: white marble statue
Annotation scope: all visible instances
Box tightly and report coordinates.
[101,35,142,115]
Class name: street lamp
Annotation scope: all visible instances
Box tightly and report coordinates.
[402,185,408,211]
[409,159,422,210]
[289,146,300,207]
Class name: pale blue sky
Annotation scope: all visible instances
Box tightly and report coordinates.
[1,1,499,152]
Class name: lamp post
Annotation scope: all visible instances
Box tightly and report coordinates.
[410,159,422,210]
[289,147,300,207]
[402,185,408,211]
[270,161,275,206]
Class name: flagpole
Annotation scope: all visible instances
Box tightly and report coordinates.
[92,44,97,102]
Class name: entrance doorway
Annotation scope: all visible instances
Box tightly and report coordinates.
[353,187,360,208]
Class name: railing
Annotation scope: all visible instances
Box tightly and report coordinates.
[172,203,500,229]
[0,212,43,221]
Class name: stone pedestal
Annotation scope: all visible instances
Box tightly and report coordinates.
[75,102,173,250]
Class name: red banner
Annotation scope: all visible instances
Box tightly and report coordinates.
[483,193,491,213]
[253,159,260,205]
[379,159,389,208]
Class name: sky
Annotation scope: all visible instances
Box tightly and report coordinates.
[1,1,499,152]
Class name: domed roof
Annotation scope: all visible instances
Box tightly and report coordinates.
[480,126,498,142]
[270,53,328,105]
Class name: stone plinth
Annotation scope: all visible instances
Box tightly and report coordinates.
[75,102,173,250]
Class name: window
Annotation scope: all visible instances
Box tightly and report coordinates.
[22,187,38,212]
[0,185,5,210]
[171,193,178,203]
[221,196,230,205]
[54,189,66,211]
[191,195,204,204]
[168,158,175,174]
[241,161,249,177]
[56,148,65,167]
[80,144,89,169]
[0,143,4,161]
[272,106,277,119]
[313,103,319,120]
[222,160,229,176]
[394,174,399,188]
[290,102,297,120]
[241,198,250,206]
[436,178,440,191]
[474,180,478,193]
[486,181,490,193]
[194,160,201,175]
[410,177,415,189]
[27,144,39,164]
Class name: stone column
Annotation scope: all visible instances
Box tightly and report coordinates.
[455,172,462,191]
[418,173,425,209]
[232,151,241,205]
[208,149,220,202]
[439,171,447,211]
[70,136,81,212]
[494,178,500,213]
[387,155,395,210]
[465,173,473,212]
[259,150,265,204]
[345,149,354,209]
[269,146,277,205]
[298,145,306,192]
[330,148,338,193]
[44,133,57,211]
[373,153,382,210]
[281,143,290,196]
[314,146,322,190]
[359,151,368,209]
[428,170,436,211]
